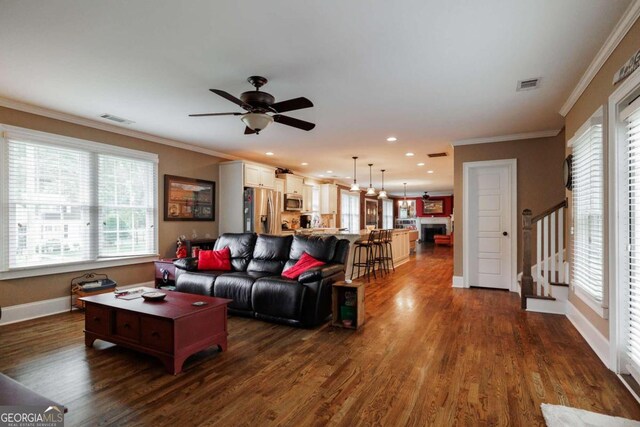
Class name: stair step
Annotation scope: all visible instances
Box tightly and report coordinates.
[525,295,556,301]
[549,282,569,287]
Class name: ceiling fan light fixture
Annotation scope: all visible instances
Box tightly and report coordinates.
[241,113,273,132]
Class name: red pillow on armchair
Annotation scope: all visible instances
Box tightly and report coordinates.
[282,252,325,280]
[198,247,232,271]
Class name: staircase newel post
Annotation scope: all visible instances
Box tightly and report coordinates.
[521,209,534,309]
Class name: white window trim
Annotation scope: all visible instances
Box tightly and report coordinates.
[609,65,640,375]
[567,106,607,318]
[0,124,160,279]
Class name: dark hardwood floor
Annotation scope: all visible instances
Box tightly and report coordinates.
[1,245,639,426]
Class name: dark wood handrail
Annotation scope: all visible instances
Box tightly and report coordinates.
[531,199,568,223]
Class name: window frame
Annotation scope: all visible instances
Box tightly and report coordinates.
[0,124,159,280]
[382,199,394,229]
[340,190,360,233]
[569,106,607,318]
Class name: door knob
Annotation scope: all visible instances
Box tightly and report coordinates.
[503,231,508,236]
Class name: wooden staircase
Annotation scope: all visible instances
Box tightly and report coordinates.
[520,199,569,313]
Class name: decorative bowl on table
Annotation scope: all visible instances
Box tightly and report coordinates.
[141,291,167,302]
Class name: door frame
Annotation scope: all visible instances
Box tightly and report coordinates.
[462,159,518,291]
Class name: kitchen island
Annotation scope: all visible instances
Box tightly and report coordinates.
[299,229,411,279]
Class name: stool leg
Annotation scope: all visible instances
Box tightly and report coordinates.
[387,241,395,272]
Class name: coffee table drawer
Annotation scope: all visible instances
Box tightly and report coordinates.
[114,311,140,342]
[85,304,111,336]
[141,317,173,353]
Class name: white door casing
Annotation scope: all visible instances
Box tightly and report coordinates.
[463,159,517,291]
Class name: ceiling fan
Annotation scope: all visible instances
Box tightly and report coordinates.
[189,76,315,135]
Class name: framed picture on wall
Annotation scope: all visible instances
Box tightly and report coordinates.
[164,175,215,221]
[422,199,444,215]
[365,199,378,227]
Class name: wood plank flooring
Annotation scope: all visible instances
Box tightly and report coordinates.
[1,245,639,426]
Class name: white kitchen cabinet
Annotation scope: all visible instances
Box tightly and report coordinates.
[302,184,313,212]
[278,174,304,195]
[320,183,338,215]
[244,163,275,189]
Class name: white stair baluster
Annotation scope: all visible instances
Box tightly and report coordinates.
[550,211,556,291]
[558,207,564,284]
[543,215,549,296]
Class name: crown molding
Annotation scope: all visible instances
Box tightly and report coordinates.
[452,129,561,147]
[0,96,238,160]
[559,0,640,116]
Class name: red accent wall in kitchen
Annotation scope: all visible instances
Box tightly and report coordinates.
[414,195,453,217]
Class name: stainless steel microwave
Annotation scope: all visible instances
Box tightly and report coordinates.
[284,194,303,211]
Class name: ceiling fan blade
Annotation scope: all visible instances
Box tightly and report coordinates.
[188,112,242,117]
[273,114,315,131]
[244,126,257,135]
[270,97,313,113]
[210,89,253,111]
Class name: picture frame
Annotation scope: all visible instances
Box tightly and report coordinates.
[164,175,215,221]
[422,199,444,215]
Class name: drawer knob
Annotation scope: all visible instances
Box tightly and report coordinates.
[124,323,130,329]
[151,331,159,338]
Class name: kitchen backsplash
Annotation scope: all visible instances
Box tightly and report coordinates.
[281,212,335,229]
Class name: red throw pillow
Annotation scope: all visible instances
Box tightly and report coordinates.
[198,247,232,271]
[282,252,325,280]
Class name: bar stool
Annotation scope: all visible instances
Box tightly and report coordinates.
[351,230,384,281]
[380,229,395,273]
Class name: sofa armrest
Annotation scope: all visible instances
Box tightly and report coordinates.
[173,257,198,271]
[298,263,344,284]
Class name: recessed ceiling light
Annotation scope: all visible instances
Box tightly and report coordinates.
[405,152,414,157]
[417,162,425,166]
[387,137,397,142]
[319,174,325,177]
[265,152,274,156]
[427,170,434,174]
[301,162,308,166]
[345,176,351,179]
[326,170,333,173]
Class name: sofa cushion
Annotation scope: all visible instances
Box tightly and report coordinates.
[214,233,257,271]
[282,252,326,279]
[198,247,231,271]
[252,277,307,321]
[285,235,338,270]
[247,234,292,274]
[176,271,225,296]
[213,271,269,311]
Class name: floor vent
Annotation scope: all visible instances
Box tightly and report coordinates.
[517,78,541,91]
[100,114,135,125]
[427,152,447,158]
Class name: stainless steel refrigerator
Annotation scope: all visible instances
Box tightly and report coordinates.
[243,187,281,234]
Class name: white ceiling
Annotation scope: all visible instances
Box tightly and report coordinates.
[0,0,631,196]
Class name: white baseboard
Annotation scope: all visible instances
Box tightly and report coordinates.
[0,282,154,326]
[566,301,611,369]
[527,298,566,315]
[452,276,464,288]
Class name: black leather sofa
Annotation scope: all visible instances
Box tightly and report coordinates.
[173,233,350,327]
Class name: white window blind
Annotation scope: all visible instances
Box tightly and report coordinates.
[1,126,158,272]
[382,199,393,229]
[571,115,604,304]
[624,102,640,374]
[341,191,360,233]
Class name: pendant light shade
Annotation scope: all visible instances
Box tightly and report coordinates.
[401,183,408,207]
[350,156,360,192]
[378,169,388,199]
[366,163,376,196]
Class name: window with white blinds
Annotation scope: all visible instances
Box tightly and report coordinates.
[340,190,360,233]
[1,126,158,272]
[570,109,604,305]
[623,100,640,376]
[382,199,393,229]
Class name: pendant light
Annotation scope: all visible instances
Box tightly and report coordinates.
[378,169,388,199]
[350,156,360,192]
[366,163,376,195]
[401,183,408,207]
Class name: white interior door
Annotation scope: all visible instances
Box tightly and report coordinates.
[466,162,514,289]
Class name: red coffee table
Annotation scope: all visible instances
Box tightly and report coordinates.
[81,288,231,375]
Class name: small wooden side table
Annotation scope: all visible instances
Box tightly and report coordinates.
[332,281,365,329]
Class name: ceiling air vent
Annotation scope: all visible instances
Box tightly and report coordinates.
[427,152,447,158]
[517,78,541,91]
[99,114,135,125]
